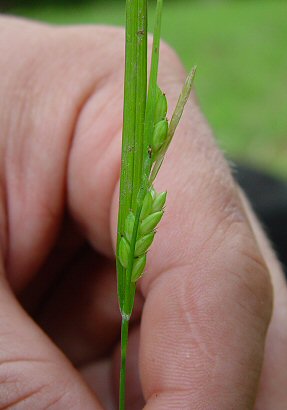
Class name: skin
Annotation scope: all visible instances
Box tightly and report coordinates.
[0,16,286,409]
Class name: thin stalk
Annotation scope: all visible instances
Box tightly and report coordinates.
[119,318,129,410]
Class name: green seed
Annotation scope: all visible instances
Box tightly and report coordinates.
[152,119,168,152]
[154,87,168,124]
[140,191,153,221]
[119,237,131,269]
[152,191,167,212]
[131,255,147,282]
[135,232,155,257]
[125,211,135,243]
[140,210,164,235]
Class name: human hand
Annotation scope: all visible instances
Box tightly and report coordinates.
[0,17,286,409]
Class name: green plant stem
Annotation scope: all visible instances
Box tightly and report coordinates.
[122,0,164,320]
[119,317,129,410]
[118,1,148,408]
[132,0,147,209]
[117,0,138,313]
[118,1,174,408]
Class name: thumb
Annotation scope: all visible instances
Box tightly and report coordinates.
[0,260,101,409]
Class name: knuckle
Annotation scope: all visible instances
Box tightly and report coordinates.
[221,216,273,329]
[193,179,273,329]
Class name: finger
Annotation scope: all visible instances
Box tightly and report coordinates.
[0,260,102,409]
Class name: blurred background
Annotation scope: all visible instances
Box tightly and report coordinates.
[2,0,287,178]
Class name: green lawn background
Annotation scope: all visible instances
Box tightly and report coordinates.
[8,0,287,178]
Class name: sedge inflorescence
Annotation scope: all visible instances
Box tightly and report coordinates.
[118,86,169,282]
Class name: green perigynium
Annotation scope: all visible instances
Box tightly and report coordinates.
[140,190,153,220]
[140,209,164,235]
[152,118,169,152]
[118,237,130,269]
[152,190,167,212]
[124,211,135,243]
[135,232,155,256]
[117,0,196,408]
[131,254,146,282]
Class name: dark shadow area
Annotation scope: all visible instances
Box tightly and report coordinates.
[0,0,91,12]
[1,0,161,12]
[235,164,287,278]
